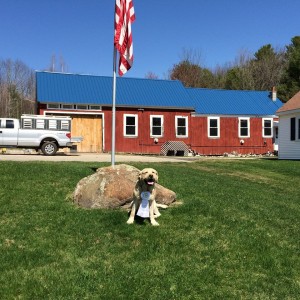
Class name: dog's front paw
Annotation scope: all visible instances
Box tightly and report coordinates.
[151,220,159,226]
[127,218,134,224]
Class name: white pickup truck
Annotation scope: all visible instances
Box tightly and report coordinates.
[0,114,79,155]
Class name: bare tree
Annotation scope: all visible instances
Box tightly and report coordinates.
[145,71,159,79]
[0,59,35,118]
[47,54,68,73]
[251,45,287,91]
[168,48,215,88]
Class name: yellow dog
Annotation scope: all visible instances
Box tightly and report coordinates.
[127,168,167,226]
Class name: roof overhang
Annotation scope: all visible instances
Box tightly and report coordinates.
[112,104,195,111]
[191,113,278,118]
[38,101,195,112]
[277,108,300,116]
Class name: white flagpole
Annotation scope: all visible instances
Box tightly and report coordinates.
[111,47,117,167]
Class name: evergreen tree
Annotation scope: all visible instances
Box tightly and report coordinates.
[278,36,300,101]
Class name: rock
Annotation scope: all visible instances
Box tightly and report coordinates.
[73,164,176,209]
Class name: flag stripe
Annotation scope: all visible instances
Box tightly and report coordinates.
[114,0,135,76]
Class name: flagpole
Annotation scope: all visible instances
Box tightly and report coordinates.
[112,0,135,168]
[111,47,117,168]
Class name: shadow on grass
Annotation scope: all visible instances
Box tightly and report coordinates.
[134,215,151,226]
[125,211,150,226]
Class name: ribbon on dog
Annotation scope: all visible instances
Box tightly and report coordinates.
[136,191,151,218]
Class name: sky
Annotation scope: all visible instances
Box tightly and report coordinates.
[1,0,299,79]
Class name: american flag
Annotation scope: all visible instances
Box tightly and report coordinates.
[114,0,136,76]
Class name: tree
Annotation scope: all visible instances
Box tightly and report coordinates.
[224,50,255,90]
[278,36,300,101]
[168,48,214,88]
[47,54,68,73]
[224,67,244,89]
[222,46,286,92]
[169,60,202,87]
[145,71,159,79]
[169,60,214,88]
[0,59,35,118]
[251,44,286,91]
[168,43,290,96]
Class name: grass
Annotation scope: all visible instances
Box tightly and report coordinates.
[0,158,299,299]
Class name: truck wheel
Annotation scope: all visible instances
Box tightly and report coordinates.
[41,141,58,156]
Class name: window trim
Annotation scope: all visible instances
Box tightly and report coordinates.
[76,105,88,110]
[61,104,74,110]
[46,103,102,111]
[207,116,220,138]
[150,115,164,137]
[175,116,188,138]
[238,117,250,138]
[89,105,102,111]
[123,114,138,137]
[262,118,273,138]
[47,103,60,109]
[291,117,296,141]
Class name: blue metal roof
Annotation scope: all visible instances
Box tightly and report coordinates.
[36,72,194,110]
[36,72,283,116]
[186,88,283,116]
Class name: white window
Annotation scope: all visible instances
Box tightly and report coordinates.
[47,103,60,109]
[175,116,188,138]
[124,114,138,137]
[292,117,300,140]
[208,117,220,138]
[262,118,273,138]
[61,104,74,109]
[89,105,101,110]
[290,117,296,141]
[239,117,250,138]
[150,115,163,137]
[76,105,88,110]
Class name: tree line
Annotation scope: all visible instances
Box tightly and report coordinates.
[0,59,35,118]
[1,36,299,119]
[0,54,66,119]
[168,36,300,102]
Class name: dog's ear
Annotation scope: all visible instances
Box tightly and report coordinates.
[154,170,158,181]
[138,171,142,181]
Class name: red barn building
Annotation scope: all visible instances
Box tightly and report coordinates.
[187,88,282,155]
[36,72,282,155]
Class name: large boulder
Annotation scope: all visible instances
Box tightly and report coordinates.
[73,164,176,209]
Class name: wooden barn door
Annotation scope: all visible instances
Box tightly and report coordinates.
[71,115,102,152]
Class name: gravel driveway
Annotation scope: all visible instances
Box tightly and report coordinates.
[0,150,196,163]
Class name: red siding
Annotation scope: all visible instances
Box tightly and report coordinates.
[190,116,274,155]
[38,103,276,155]
[104,107,192,154]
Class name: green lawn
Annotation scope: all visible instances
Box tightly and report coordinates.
[0,159,299,299]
